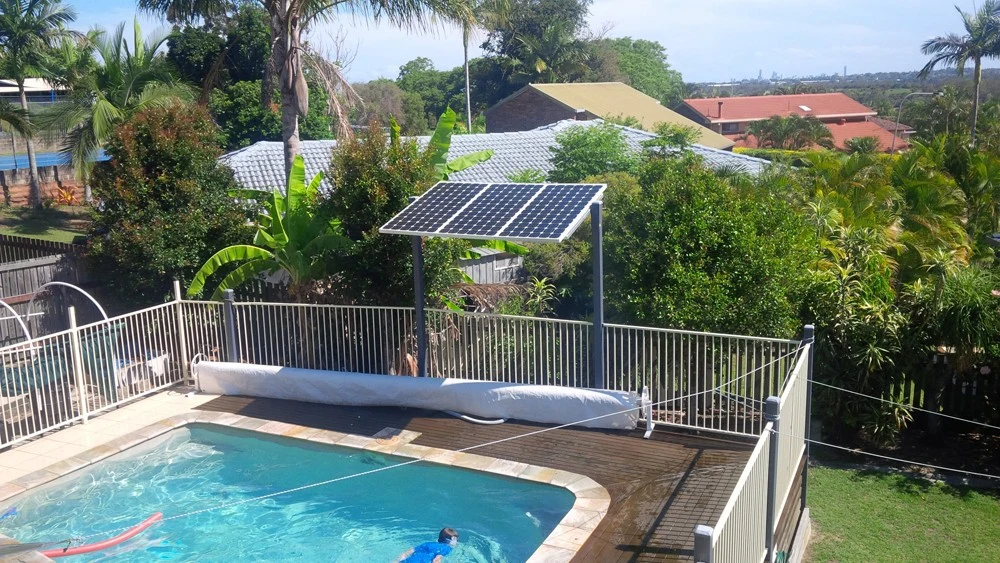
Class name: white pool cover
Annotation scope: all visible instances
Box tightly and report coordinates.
[195,361,640,430]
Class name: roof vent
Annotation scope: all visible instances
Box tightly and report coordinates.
[839,118,847,125]
[799,105,812,112]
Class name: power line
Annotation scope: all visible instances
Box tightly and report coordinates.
[810,379,1000,433]
[45,346,804,549]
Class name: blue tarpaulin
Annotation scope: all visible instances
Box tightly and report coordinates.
[0,150,108,171]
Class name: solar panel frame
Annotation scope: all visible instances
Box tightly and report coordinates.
[379,181,606,243]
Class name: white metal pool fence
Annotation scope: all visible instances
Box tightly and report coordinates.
[0,288,805,450]
[695,338,812,563]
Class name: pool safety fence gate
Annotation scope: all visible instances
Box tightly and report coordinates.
[694,332,812,563]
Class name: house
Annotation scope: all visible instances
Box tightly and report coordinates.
[675,92,910,152]
[484,82,736,150]
[218,119,770,194]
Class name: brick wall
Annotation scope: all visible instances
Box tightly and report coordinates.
[486,88,577,132]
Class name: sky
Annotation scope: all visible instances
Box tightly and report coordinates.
[77,0,988,84]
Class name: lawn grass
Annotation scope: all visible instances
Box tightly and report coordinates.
[807,465,1000,562]
[0,205,88,243]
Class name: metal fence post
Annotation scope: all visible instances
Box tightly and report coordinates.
[591,201,604,389]
[174,280,191,384]
[693,524,713,563]
[765,396,781,563]
[222,289,238,363]
[67,306,88,424]
[802,324,815,510]
[411,235,427,378]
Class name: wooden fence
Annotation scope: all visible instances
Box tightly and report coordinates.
[0,253,88,345]
[0,233,80,264]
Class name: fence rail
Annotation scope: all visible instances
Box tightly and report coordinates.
[775,346,809,520]
[0,234,80,264]
[605,323,801,436]
[711,423,772,563]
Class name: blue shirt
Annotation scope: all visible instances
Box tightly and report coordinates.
[402,541,453,562]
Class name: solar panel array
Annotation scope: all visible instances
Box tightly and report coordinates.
[380,182,605,242]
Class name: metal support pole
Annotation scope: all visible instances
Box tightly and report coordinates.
[174,280,191,384]
[591,201,604,389]
[693,524,713,563]
[222,290,238,363]
[802,324,815,510]
[411,235,427,378]
[765,396,781,563]
[68,306,88,424]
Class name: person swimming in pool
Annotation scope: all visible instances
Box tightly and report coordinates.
[396,528,459,563]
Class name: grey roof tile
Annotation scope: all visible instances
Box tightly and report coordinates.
[219,119,770,192]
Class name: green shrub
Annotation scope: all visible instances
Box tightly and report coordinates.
[323,122,466,305]
[87,104,253,309]
[548,123,640,182]
[604,156,815,337]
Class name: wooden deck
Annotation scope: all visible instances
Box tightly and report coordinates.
[196,396,754,562]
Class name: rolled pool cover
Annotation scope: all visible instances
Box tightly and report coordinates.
[195,362,640,430]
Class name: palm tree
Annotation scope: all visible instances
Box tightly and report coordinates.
[744,115,834,150]
[510,20,589,84]
[0,0,76,208]
[920,0,1000,146]
[461,0,508,131]
[139,0,474,187]
[40,20,192,200]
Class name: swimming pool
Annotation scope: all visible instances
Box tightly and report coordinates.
[1,424,577,561]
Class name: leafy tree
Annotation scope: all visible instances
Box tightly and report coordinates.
[483,0,590,58]
[396,57,464,129]
[42,21,193,186]
[920,0,1000,146]
[352,79,426,135]
[209,80,280,149]
[87,105,252,308]
[603,156,815,337]
[548,123,639,182]
[844,135,881,154]
[166,24,225,86]
[592,37,684,106]
[322,121,467,305]
[642,122,700,153]
[188,154,349,301]
[141,0,474,186]
[222,3,270,82]
[209,80,333,150]
[0,0,76,207]
[743,115,835,150]
[510,20,589,83]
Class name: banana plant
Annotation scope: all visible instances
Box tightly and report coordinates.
[426,107,494,181]
[187,155,350,300]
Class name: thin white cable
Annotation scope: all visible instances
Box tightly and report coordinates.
[766,427,1000,481]
[52,345,804,546]
[810,379,1000,433]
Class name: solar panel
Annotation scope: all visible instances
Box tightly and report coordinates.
[379,181,605,242]
[499,184,603,240]
[380,182,489,234]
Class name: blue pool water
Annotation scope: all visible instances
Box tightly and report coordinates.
[0,424,575,561]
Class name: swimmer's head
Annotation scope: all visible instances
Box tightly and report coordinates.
[439,528,459,546]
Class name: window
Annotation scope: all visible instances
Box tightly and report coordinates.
[721,122,739,134]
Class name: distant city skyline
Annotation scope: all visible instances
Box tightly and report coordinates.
[76,0,1000,85]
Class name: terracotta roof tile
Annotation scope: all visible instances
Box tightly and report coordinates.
[682,93,876,122]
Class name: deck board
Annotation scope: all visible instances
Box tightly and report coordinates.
[196,395,753,562]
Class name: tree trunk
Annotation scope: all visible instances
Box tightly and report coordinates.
[464,23,473,132]
[281,85,300,183]
[18,84,42,208]
[275,4,305,185]
[971,58,982,147]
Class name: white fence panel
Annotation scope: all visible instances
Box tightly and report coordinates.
[775,344,809,521]
[712,423,772,563]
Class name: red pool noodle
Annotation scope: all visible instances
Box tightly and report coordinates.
[40,512,163,558]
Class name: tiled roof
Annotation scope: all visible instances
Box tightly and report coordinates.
[219,120,770,192]
[729,120,909,153]
[867,116,916,135]
[681,93,877,123]
[522,82,736,150]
